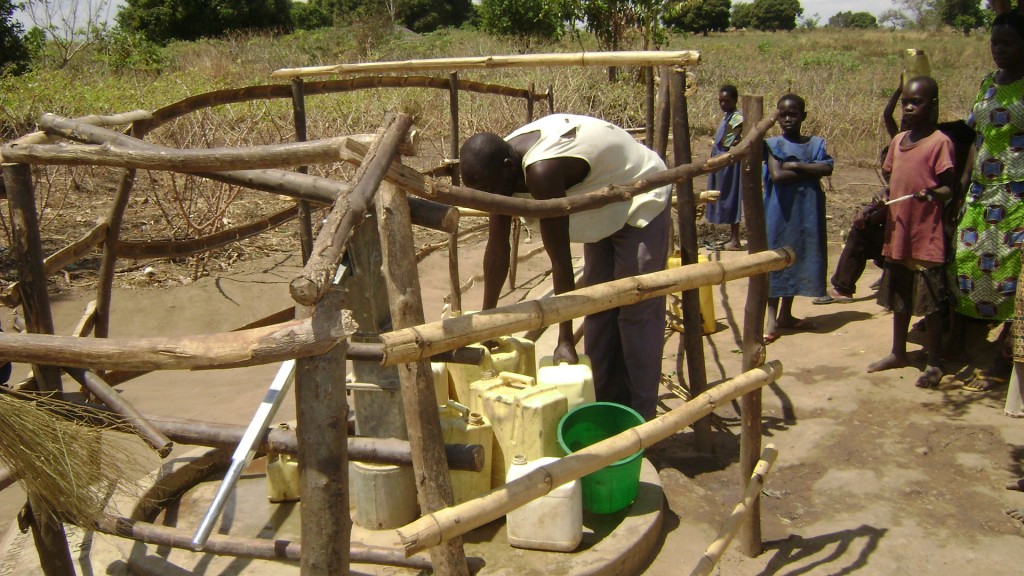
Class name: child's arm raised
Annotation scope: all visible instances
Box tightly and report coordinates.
[882,83,902,139]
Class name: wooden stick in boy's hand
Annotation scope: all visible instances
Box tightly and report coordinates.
[884,194,915,206]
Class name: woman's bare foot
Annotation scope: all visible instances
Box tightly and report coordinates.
[915,365,942,388]
[776,317,815,331]
[867,353,909,373]
[1006,478,1024,491]
[1006,507,1024,523]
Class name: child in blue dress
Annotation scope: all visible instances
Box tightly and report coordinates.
[763,94,834,343]
[705,84,744,250]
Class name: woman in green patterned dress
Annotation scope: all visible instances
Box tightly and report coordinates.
[952,11,1024,391]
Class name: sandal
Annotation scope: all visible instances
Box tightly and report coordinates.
[962,374,1007,392]
[765,332,780,345]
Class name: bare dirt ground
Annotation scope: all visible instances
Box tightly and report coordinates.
[2,156,1024,574]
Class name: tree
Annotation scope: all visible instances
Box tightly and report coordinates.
[748,0,802,31]
[664,0,732,36]
[896,0,940,29]
[731,1,755,27]
[19,0,112,68]
[1,0,29,74]
[397,0,474,32]
[828,10,878,28]
[878,8,912,29]
[117,0,293,44]
[937,0,984,34]
[479,0,566,47]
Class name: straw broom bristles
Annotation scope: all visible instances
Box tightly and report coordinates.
[0,391,158,528]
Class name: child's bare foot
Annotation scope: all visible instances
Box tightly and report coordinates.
[915,366,942,389]
[1006,478,1024,491]
[867,353,909,373]
[722,241,744,251]
[1006,507,1024,523]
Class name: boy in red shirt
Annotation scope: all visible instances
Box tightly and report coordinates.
[867,76,957,389]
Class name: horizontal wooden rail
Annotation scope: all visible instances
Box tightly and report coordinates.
[134,76,547,134]
[0,109,151,163]
[142,415,484,472]
[272,50,701,79]
[1,136,353,172]
[0,312,347,371]
[379,248,794,366]
[397,361,782,555]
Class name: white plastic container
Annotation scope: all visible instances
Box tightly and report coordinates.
[471,372,568,487]
[266,423,300,503]
[505,455,582,552]
[537,355,596,410]
[439,401,493,504]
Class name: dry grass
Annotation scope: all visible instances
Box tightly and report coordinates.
[0,391,157,527]
[0,25,993,284]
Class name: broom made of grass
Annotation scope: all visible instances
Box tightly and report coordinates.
[0,388,158,529]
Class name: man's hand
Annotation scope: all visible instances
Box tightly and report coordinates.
[552,339,579,365]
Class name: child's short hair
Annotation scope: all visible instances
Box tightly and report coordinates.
[777,93,805,111]
[720,85,739,99]
[906,76,940,102]
[993,10,1024,37]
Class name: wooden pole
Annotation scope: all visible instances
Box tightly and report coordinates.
[397,362,783,556]
[376,178,469,574]
[94,167,135,339]
[671,68,712,452]
[526,81,535,122]
[380,249,793,365]
[1,137,356,172]
[547,84,554,114]
[63,367,173,456]
[645,66,655,148]
[271,50,701,79]
[690,445,779,576]
[0,223,107,308]
[654,66,672,160]
[448,228,463,315]
[738,94,771,557]
[145,416,483,471]
[291,78,315,263]
[289,115,413,306]
[94,515,473,572]
[294,287,351,575]
[2,162,75,575]
[4,164,61,392]
[448,72,461,187]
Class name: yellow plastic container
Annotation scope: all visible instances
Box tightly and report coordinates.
[439,401,493,504]
[447,335,537,404]
[266,423,300,503]
[506,455,582,552]
[903,49,931,88]
[470,372,569,487]
[667,252,716,335]
[537,355,596,410]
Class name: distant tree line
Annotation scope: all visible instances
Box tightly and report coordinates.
[0,0,1000,77]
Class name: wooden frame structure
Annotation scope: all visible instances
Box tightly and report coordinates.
[0,50,784,576]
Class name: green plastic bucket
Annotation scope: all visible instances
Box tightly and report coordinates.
[557,402,644,514]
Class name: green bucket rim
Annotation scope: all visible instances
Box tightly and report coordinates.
[556,401,645,465]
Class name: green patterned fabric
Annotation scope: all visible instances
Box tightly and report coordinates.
[952,74,1024,320]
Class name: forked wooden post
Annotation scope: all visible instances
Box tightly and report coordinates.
[3,162,75,575]
[376,179,469,575]
[448,72,461,186]
[670,68,711,452]
[291,78,315,263]
[294,288,351,575]
[738,94,769,557]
